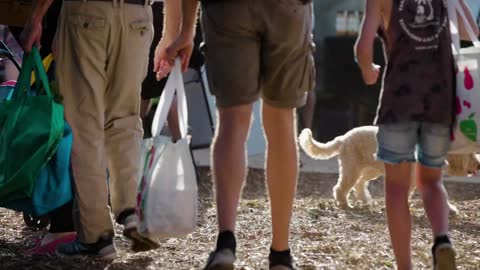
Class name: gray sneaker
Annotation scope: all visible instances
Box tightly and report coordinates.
[122,214,160,252]
[204,248,236,270]
[56,236,116,261]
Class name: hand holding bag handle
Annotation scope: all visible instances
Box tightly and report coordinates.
[151,58,188,139]
[138,58,197,239]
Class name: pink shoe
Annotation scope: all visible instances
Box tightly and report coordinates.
[20,233,77,255]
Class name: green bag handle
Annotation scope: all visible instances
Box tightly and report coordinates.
[12,47,53,100]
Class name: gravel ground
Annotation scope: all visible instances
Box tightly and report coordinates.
[0,167,479,270]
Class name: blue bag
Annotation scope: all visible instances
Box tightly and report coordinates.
[0,81,15,101]
[0,63,73,216]
[3,122,74,216]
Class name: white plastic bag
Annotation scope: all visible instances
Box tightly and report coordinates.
[136,59,198,240]
[448,0,480,154]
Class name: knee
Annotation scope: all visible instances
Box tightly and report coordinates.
[418,177,442,192]
[216,106,253,143]
[385,178,411,197]
[263,106,295,130]
[263,108,296,146]
[417,165,443,189]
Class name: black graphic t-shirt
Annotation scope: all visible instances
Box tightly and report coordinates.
[375,0,455,125]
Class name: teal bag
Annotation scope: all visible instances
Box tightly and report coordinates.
[4,123,74,216]
[0,47,64,204]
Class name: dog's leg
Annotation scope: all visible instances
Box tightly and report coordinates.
[409,191,459,215]
[333,161,359,208]
[353,173,378,206]
[410,171,459,215]
[447,201,459,216]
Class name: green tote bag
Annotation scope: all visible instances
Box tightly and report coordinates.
[0,47,64,204]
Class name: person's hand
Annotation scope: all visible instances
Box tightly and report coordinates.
[362,64,381,85]
[169,32,195,72]
[154,36,176,81]
[20,18,43,53]
[155,31,195,79]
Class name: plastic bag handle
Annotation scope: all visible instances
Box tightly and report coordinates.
[151,58,188,138]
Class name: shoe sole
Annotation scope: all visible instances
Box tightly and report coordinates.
[55,248,117,261]
[123,228,160,252]
[435,245,457,270]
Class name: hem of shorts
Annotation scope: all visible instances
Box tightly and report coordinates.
[262,95,307,109]
[215,97,259,108]
[374,153,417,165]
[417,160,445,169]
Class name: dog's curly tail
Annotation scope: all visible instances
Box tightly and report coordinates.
[298,128,343,159]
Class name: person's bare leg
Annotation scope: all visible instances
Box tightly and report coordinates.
[262,102,298,251]
[213,103,253,232]
[141,96,181,142]
[415,163,449,237]
[385,162,413,270]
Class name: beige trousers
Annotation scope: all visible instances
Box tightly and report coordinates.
[55,0,153,243]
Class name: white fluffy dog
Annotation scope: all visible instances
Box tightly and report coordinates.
[299,126,480,211]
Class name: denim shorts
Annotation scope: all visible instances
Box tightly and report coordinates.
[376,122,451,168]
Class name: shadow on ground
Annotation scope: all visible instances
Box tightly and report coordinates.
[0,166,478,269]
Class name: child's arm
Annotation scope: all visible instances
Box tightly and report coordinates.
[355,0,382,85]
[457,0,480,40]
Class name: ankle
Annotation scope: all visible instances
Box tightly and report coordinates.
[271,243,290,252]
[270,247,291,256]
[216,230,236,254]
[432,235,452,252]
[396,263,413,270]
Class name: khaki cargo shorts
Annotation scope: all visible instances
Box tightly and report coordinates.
[201,0,315,108]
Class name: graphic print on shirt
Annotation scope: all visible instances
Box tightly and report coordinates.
[398,0,448,50]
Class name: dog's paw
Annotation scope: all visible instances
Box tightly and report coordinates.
[334,198,353,209]
[360,198,373,207]
[353,191,373,205]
